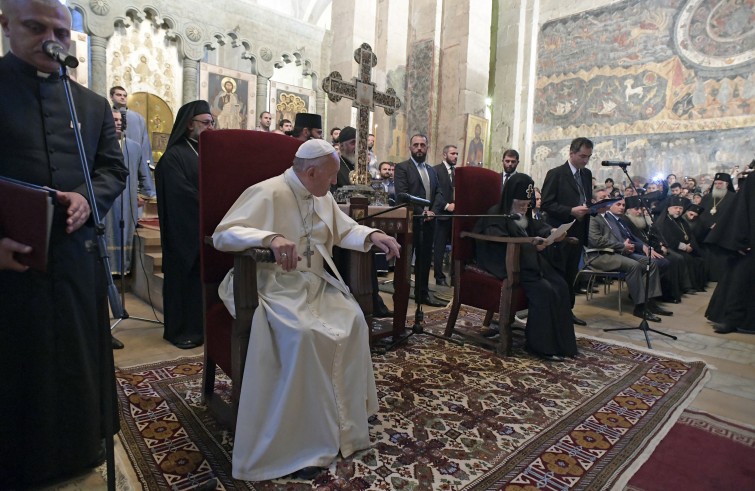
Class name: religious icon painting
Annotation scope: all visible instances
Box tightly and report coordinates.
[269,81,316,129]
[462,114,489,167]
[199,63,257,130]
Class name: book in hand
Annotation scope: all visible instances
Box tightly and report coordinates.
[0,176,56,272]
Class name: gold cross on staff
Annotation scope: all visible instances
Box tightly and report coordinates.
[322,43,402,186]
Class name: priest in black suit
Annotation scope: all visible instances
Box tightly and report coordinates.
[395,134,446,306]
[540,137,594,325]
[432,144,458,287]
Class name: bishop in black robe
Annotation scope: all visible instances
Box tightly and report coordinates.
[654,197,707,292]
[474,173,577,359]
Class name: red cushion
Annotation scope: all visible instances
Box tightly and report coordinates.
[452,167,502,263]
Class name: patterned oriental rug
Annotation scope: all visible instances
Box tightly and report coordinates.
[626,409,755,491]
[115,308,708,490]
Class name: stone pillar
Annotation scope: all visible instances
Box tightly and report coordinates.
[327,0,377,128]
[256,75,269,121]
[182,58,200,104]
[436,0,492,166]
[405,0,442,159]
[316,89,326,119]
[89,34,109,97]
[374,0,409,161]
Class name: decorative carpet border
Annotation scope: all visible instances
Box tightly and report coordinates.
[115,308,709,491]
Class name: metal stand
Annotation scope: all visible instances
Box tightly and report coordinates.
[60,65,119,491]
[603,164,677,349]
[110,138,162,332]
[384,213,463,351]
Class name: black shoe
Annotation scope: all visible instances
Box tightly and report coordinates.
[633,306,661,322]
[661,296,681,304]
[480,326,500,338]
[111,335,124,350]
[373,307,394,318]
[173,339,201,349]
[576,287,589,295]
[649,301,673,316]
[713,324,737,334]
[572,315,587,326]
[420,294,446,307]
[436,278,448,287]
[291,466,326,480]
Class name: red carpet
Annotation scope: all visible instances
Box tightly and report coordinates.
[626,409,755,490]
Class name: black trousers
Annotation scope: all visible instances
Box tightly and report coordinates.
[433,218,452,281]
[414,218,435,298]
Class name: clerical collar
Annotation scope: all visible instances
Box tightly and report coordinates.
[5,51,61,80]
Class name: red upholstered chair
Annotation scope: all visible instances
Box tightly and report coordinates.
[443,166,532,356]
[199,129,302,429]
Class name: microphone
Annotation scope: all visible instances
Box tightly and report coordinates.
[398,192,430,207]
[42,40,79,68]
[601,161,631,167]
[119,108,128,132]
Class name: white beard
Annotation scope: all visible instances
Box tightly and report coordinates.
[513,216,529,231]
[711,187,728,199]
[626,214,647,230]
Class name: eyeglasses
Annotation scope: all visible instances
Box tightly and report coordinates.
[192,118,216,127]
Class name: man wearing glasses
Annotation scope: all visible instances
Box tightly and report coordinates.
[155,101,215,349]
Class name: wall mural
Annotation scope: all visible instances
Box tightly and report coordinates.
[532,0,755,187]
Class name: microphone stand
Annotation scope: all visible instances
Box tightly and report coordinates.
[59,65,118,491]
[110,130,162,333]
[602,164,677,348]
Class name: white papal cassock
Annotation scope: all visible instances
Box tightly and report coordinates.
[213,167,379,481]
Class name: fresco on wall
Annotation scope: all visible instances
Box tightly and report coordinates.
[532,0,755,186]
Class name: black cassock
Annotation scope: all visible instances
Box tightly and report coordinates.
[699,192,738,281]
[705,180,755,331]
[654,213,707,291]
[474,213,577,357]
[155,139,204,344]
[0,54,128,487]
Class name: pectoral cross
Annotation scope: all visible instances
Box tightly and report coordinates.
[302,236,314,268]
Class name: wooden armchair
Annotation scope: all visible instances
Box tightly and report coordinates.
[198,130,302,429]
[443,166,532,356]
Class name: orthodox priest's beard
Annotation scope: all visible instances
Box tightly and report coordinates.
[668,209,682,219]
[626,213,648,230]
[711,187,728,199]
[342,150,356,164]
[513,215,529,231]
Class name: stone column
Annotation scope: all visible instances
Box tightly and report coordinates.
[256,75,269,122]
[327,0,378,128]
[182,58,200,104]
[436,0,492,166]
[89,34,109,97]
[405,0,442,157]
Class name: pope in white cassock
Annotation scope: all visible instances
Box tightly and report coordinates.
[212,138,401,481]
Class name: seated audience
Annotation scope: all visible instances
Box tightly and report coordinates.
[587,189,672,322]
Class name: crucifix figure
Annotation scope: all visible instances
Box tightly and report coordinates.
[322,43,402,186]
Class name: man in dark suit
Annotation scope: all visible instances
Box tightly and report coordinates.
[587,190,671,322]
[501,149,520,189]
[541,137,594,325]
[395,134,446,306]
[432,145,458,287]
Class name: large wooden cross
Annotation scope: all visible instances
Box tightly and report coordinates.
[322,43,402,186]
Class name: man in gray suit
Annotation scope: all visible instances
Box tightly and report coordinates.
[587,189,672,322]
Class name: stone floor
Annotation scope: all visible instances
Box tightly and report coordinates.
[44,277,755,489]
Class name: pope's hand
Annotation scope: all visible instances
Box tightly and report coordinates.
[270,236,300,271]
[370,232,401,260]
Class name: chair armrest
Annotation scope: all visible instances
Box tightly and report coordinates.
[461,231,539,245]
[204,235,275,263]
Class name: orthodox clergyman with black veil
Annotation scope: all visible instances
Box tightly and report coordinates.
[473,173,577,360]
